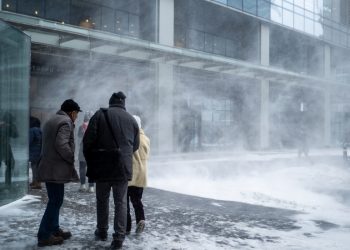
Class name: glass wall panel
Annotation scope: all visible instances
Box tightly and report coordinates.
[243,0,257,15]
[294,13,305,31]
[188,29,205,51]
[271,5,282,24]
[17,0,43,18]
[129,14,140,37]
[204,33,214,53]
[257,0,271,19]
[45,0,70,24]
[101,7,115,32]
[227,0,242,9]
[2,0,16,12]
[305,18,315,35]
[282,9,293,27]
[116,10,129,35]
[213,36,226,56]
[0,20,30,206]
[70,0,101,29]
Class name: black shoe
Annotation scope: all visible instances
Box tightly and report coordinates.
[53,228,72,240]
[110,239,123,249]
[38,235,64,247]
[95,229,108,241]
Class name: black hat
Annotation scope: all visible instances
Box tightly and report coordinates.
[109,91,126,106]
[61,99,82,113]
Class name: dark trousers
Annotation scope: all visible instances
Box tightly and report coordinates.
[37,182,64,240]
[79,161,94,186]
[96,181,128,241]
[126,186,145,232]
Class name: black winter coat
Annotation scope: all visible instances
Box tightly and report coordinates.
[83,104,139,182]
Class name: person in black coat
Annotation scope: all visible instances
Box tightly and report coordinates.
[83,91,139,250]
[29,116,42,189]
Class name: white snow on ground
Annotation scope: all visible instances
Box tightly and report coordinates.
[149,149,350,249]
[1,149,350,249]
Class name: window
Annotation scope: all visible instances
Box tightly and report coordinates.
[228,0,242,9]
[294,13,305,31]
[116,10,128,34]
[128,14,139,37]
[101,7,115,32]
[204,33,214,53]
[2,0,16,12]
[258,0,270,19]
[45,0,70,24]
[17,0,43,17]
[305,18,314,35]
[70,0,101,29]
[213,36,226,56]
[188,29,205,51]
[243,0,257,15]
[282,9,293,28]
[271,4,283,24]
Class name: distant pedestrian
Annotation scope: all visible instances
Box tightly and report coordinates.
[127,115,150,234]
[83,91,139,250]
[78,112,94,192]
[37,99,81,247]
[29,116,42,189]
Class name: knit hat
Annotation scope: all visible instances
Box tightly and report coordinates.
[133,115,141,129]
[109,91,126,106]
[61,99,82,113]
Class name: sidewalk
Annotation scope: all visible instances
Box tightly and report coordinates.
[0,149,349,249]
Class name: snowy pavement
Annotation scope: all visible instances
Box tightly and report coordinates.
[1,149,350,249]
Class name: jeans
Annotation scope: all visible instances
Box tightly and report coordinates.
[96,181,128,241]
[79,161,94,187]
[127,186,145,232]
[37,182,64,240]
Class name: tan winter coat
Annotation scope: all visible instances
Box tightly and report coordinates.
[128,129,150,187]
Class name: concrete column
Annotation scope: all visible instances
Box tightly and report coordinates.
[156,64,174,153]
[324,45,331,146]
[158,0,174,46]
[260,23,270,149]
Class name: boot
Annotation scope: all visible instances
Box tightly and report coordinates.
[37,235,63,247]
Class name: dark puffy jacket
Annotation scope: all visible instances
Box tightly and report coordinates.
[83,104,139,181]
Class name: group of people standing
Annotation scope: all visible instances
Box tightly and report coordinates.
[33,92,150,250]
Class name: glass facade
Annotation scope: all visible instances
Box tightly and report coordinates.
[175,0,260,63]
[212,0,350,48]
[1,0,157,42]
[0,20,30,206]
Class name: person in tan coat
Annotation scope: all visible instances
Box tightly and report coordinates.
[127,115,150,234]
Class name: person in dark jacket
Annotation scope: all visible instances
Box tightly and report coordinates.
[29,116,42,189]
[83,91,139,250]
[37,99,81,247]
